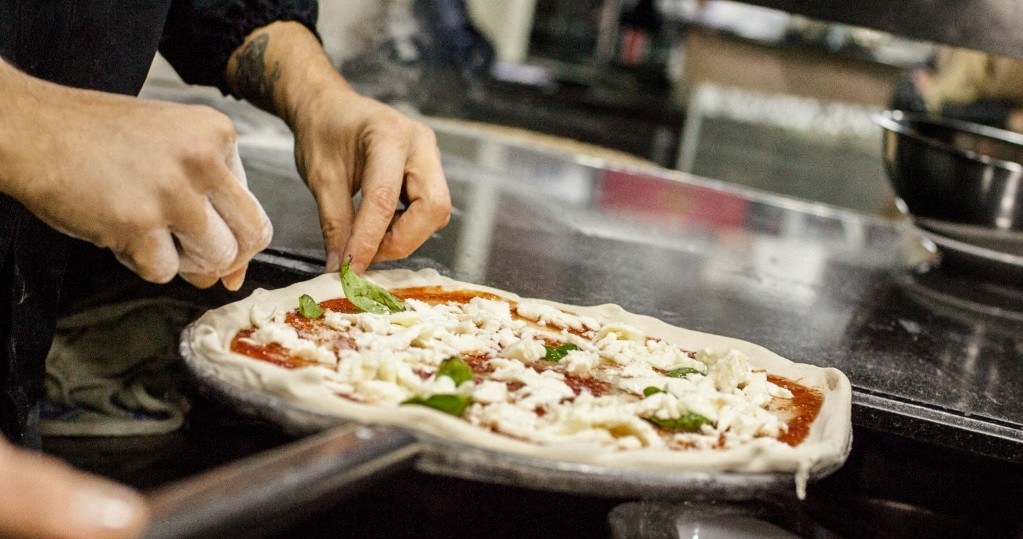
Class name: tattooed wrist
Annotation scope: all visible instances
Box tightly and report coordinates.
[231,32,281,111]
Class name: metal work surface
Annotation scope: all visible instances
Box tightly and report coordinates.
[139,82,1023,462]
[736,0,1023,61]
[234,123,1023,464]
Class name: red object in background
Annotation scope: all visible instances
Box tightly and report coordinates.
[619,26,648,66]
[598,170,751,229]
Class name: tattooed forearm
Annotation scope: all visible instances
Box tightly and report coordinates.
[231,33,282,111]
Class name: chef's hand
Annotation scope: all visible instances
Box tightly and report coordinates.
[292,91,450,273]
[0,58,272,290]
[227,21,451,273]
[0,438,148,539]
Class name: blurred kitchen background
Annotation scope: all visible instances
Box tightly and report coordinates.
[144,0,947,217]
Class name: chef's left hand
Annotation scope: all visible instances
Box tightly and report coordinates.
[290,89,450,274]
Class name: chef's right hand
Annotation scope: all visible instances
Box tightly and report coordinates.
[0,437,148,539]
[0,59,272,290]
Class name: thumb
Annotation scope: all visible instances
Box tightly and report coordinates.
[0,442,148,539]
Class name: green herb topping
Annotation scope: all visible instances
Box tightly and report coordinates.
[644,412,711,433]
[340,258,406,314]
[298,294,324,319]
[401,394,471,417]
[666,367,703,378]
[437,357,473,386]
[643,386,665,397]
[543,343,579,362]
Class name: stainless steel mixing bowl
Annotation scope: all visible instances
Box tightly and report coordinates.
[877,110,1023,230]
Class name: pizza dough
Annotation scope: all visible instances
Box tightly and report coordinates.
[186,269,852,491]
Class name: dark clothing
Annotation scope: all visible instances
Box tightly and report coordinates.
[0,1,318,94]
[0,3,172,95]
[0,0,317,445]
[0,200,69,447]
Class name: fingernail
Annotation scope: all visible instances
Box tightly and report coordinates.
[223,270,246,291]
[326,252,340,272]
[181,273,218,289]
[70,485,144,533]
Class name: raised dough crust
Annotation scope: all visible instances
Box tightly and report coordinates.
[187,269,852,477]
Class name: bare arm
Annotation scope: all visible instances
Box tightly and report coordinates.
[226,22,451,273]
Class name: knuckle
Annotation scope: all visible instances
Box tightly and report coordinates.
[388,239,417,259]
[132,256,176,284]
[119,201,159,225]
[437,210,452,229]
[107,208,162,247]
[183,147,226,179]
[179,111,238,179]
[415,123,438,146]
[195,105,237,139]
[235,213,273,254]
[319,218,351,243]
[364,184,401,214]
[426,196,452,226]
[364,112,412,144]
[377,232,419,262]
[210,240,240,269]
[254,220,273,250]
[118,231,179,283]
[378,110,409,131]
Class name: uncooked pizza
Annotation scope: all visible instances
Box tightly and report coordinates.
[186,265,851,487]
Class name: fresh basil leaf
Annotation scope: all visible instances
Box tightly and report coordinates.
[542,343,579,362]
[298,294,324,319]
[644,412,711,432]
[643,386,664,397]
[340,258,406,314]
[401,394,471,416]
[437,357,473,386]
[666,367,703,378]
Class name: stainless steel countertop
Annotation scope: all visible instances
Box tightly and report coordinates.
[143,81,1023,463]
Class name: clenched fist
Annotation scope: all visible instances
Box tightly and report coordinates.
[0,58,272,290]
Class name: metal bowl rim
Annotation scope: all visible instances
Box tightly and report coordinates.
[916,226,1023,266]
[874,110,1023,173]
